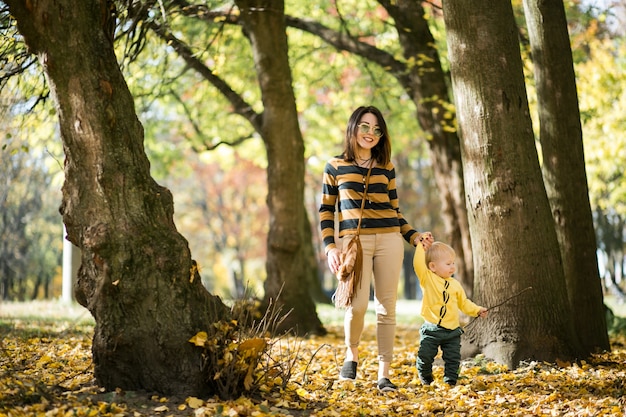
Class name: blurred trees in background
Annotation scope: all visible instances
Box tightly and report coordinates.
[0,57,62,300]
[576,33,626,299]
[0,134,61,300]
[171,151,269,298]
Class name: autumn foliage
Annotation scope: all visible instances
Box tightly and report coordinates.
[1,303,626,416]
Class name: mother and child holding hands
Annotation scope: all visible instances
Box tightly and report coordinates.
[319,105,488,392]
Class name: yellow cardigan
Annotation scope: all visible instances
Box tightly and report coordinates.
[413,244,482,330]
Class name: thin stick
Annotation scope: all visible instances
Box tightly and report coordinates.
[464,286,533,330]
[301,343,332,384]
[486,286,533,311]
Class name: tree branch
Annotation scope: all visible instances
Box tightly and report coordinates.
[146,19,263,134]
[169,3,410,86]
[192,133,255,152]
[284,15,410,85]
[167,86,255,150]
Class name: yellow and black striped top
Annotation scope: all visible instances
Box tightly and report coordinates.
[319,156,419,254]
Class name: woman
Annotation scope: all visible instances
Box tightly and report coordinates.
[319,105,434,392]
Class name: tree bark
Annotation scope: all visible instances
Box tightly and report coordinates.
[443,0,585,367]
[522,0,610,353]
[234,0,325,335]
[7,0,228,395]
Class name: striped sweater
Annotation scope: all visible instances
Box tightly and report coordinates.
[319,156,419,254]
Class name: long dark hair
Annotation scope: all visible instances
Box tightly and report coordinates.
[342,105,391,165]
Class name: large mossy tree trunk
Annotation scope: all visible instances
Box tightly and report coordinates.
[443,0,585,367]
[234,0,325,335]
[523,0,609,353]
[7,0,228,395]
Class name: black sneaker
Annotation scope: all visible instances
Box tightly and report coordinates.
[339,361,357,381]
[377,378,397,392]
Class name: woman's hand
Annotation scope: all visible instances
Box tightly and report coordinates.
[327,248,340,274]
[416,232,434,250]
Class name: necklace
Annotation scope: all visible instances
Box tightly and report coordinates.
[356,156,373,168]
[359,160,372,203]
[355,158,373,187]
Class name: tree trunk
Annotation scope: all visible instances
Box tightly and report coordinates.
[7,0,228,395]
[442,0,585,367]
[234,0,325,335]
[522,0,610,353]
[381,0,474,294]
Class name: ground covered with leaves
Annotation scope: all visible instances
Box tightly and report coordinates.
[1,302,626,416]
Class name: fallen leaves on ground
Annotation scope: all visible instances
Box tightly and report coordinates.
[1,319,625,416]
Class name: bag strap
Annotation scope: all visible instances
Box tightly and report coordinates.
[355,164,373,236]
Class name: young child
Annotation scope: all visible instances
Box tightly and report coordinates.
[413,238,488,386]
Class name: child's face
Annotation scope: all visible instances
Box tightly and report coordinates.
[428,254,456,279]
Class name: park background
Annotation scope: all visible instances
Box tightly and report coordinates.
[2,0,626,415]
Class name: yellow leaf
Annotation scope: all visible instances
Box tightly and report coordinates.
[243,370,254,391]
[238,338,266,358]
[186,397,204,409]
[556,358,570,367]
[38,353,53,365]
[238,338,267,391]
[188,331,208,347]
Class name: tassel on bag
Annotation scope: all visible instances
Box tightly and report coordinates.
[332,164,372,309]
[333,235,363,308]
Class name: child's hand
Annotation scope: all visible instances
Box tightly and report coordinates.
[478,308,488,318]
[419,232,434,249]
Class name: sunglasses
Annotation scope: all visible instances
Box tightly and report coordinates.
[358,123,383,138]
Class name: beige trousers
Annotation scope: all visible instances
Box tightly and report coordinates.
[342,232,405,363]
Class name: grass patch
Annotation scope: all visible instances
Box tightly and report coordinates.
[316,299,424,328]
[0,300,94,323]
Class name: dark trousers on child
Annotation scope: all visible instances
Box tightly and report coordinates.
[416,322,464,385]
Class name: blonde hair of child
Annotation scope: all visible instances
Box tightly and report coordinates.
[425,242,456,265]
